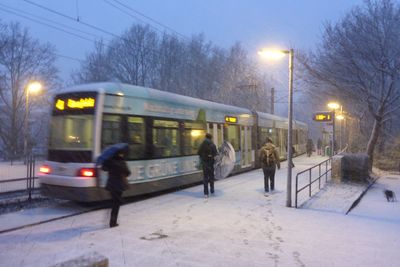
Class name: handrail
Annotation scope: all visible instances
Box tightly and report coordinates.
[295,158,332,208]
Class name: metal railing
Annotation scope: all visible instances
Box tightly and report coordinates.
[0,155,40,201]
[295,158,332,208]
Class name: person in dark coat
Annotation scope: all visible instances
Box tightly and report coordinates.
[260,138,280,195]
[102,151,131,228]
[306,139,313,157]
[197,133,218,198]
[317,138,322,155]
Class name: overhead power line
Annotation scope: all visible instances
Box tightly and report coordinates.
[0,3,104,41]
[55,53,84,63]
[16,0,245,91]
[107,0,189,41]
[23,0,119,38]
[21,0,213,85]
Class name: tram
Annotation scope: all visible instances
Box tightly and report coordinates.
[38,82,308,201]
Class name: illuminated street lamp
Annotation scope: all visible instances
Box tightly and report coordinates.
[24,81,42,157]
[327,102,341,156]
[259,48,294,207]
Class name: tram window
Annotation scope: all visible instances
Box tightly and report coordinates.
[49,115,93,149]
[101,115,122,149]
[127,116,145,159]
[152,119,181,157]
[183,122,205,155]
[259,127,275,147]
[293,129,298,145]
[226,125,239,151]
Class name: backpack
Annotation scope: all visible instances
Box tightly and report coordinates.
[199,140,215,162]
[261,146,276,167]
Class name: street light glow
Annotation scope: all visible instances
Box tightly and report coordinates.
[336,114,345,120]
[27,81,42,94]
[258,49,288,60]
[327,102,340,110]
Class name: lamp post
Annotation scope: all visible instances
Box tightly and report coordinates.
[336,111,344,151]
[327,102,340,156]
[24,81,42,158]
[258,48,294,207]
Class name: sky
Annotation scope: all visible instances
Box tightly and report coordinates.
[0,155,399,266]
[0,0,365,82]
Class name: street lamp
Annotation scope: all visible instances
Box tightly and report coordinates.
[24,81,42,157]
[336,112,344,151]
[259,48,294,207]
[327,102,341,156]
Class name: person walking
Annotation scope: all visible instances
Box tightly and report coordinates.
[197,133,218,198]
[306,139,313,157]
[260,138,280,196]
[317,138,322,155]
[102,149,131,228]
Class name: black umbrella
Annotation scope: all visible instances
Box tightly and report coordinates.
[96,143,129,166]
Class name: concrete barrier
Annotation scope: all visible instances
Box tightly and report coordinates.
[51,252,108,267]
[332,153,370,183]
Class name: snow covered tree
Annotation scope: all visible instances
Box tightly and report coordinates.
[73,24,271,112]
[71,40,111,84]
[300,0,400,167]
[0,22,59,159]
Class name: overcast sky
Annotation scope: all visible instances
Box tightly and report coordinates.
[0,0,365,82]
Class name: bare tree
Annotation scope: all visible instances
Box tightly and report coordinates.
[300,0,400,166]
[108,24,159,87]
[73,24,271,112]
[157,33,186,92]
[0,22,59,159]
[71,40,111,84]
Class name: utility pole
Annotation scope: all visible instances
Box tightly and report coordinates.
[270,87,275,114]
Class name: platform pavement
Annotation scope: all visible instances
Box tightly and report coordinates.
[1,155,399,267]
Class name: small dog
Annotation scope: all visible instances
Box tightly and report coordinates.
[384,189,397,202]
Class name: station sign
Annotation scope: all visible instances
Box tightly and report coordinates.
[313,112,332,122]
[225,116,237,123]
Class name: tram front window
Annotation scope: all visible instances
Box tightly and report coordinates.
[49,115,94,150]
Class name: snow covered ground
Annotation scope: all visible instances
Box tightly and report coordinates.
[0,155,399,267]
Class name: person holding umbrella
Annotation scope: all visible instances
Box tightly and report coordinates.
[98,143,131,228]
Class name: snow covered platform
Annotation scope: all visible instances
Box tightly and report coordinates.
[0,155,399,267]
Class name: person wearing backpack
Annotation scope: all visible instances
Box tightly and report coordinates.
[259,138,280,196]
[197,133,218,198]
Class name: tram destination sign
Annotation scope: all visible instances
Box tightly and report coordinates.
[53,92,97,115]
[312,112,332,122]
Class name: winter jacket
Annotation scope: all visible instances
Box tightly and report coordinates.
[102,155,131,192]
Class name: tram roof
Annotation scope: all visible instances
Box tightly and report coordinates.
[61,82,307,129]
[62,82,252,114]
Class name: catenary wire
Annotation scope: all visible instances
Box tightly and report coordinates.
[109,0,190,41]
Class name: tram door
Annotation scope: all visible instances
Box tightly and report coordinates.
[240,126,252,168]
[207,123,223,149]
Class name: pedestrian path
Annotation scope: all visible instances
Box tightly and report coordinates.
[0,155,399,267]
